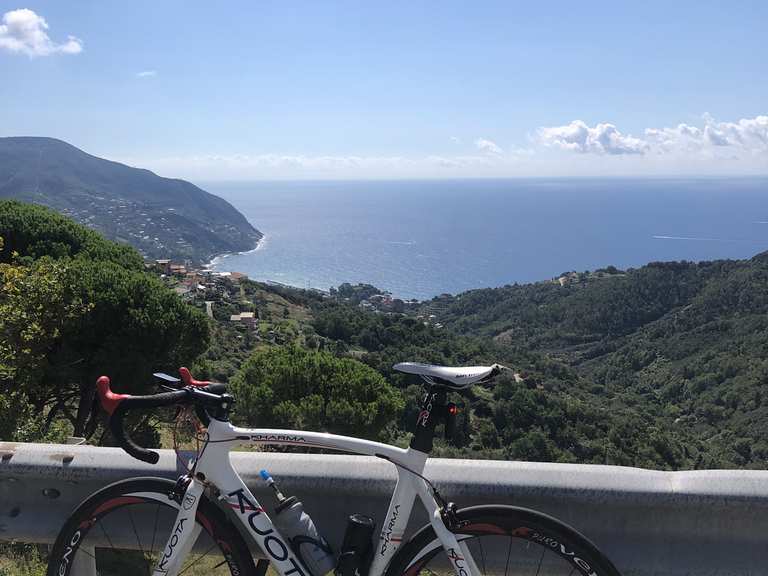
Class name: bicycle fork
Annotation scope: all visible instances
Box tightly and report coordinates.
[151,478,206,576]
[429,507,483,576]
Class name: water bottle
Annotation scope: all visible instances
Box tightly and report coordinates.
[262,470,337,576]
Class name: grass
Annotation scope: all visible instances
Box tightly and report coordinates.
[0,544,46,576]
[0,544,251,576]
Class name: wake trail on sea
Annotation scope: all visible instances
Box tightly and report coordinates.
[652,235,763,244]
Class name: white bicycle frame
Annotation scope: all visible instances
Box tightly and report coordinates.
[151,418,482,576]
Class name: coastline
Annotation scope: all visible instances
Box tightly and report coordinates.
[204,234,266,271]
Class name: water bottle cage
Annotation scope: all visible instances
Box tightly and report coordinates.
[291,535,335,576]
[335,550,371,576]
[335,513,375,576]
[292,535,334,555]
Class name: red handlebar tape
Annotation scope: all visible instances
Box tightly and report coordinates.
[179,366,212,387]
[96,375,129,415]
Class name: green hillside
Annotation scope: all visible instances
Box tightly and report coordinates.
[425,257,768,468]
[0,137,262,263]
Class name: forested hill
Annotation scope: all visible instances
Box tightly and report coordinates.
[0,137,262,263]
[425,256,768,467]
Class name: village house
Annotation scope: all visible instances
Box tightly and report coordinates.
[154,259,171,275]
[230,311,257,329]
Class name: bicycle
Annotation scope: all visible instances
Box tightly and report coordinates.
[47,362,621,576]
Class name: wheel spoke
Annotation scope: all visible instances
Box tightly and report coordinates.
[150,502,161,556]
[534,548,545,576]
[504,536,512,576]
[73,546,104,576]
[178,541,219,575]
[77,543,98,561]
[97,518,115,550]
[476,536,487,575]
[127,506,145,557]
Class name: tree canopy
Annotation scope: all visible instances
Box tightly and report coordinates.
[0,200,209,438]
[231,346,404,440]
[0,199,143,268]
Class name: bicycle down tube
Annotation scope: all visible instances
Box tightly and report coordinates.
[152,417,479,576]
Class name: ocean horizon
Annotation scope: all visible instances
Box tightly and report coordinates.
[204,177,768,300]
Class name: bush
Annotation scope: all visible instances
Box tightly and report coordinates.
[231,346,404,440]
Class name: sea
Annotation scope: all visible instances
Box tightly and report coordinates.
[205,178,768,301]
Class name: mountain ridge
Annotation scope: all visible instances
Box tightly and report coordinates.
[0,136,262,263]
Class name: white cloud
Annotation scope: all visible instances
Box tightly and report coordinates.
[475,138,503,155]
[645,114,768,153]
[0,9,82,57]
[539,115,768,158]
[112,114,766,180]
[538,120,648,155]
[136,70,158,78]
[449,136,461,144]
[643,123,703,152]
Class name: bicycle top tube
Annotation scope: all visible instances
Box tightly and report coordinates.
[96,364,505,464]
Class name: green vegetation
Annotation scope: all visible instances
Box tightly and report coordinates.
[231,346,404,440]
[0,543,45,576]
[0,200,209,441]
[426,258,768,468]
[305,298,698,467]
[0,248,85,441]
[0,198,143,268]
[330,282,384,303]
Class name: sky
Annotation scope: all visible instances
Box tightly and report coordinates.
[1,1,766,180]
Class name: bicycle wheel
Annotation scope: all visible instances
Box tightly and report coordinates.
[384,505,621,576]
[47,477,257,576]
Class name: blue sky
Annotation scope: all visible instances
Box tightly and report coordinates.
[1,1,766,179]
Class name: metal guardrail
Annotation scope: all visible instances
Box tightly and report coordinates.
[2,442,768,575]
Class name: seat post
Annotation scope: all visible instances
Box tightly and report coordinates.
[409,385,447,454]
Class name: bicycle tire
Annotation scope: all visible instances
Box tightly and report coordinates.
[383,505,621,576]
[46,477,258,576]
